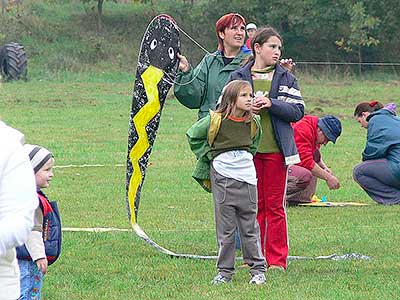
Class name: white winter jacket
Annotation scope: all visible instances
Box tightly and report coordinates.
[0,121,37,300]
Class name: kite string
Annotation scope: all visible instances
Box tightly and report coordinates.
[162,24,218,86]
[162,54,211,86]
[177,26,211,56]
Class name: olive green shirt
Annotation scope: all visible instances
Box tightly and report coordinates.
[212,118,252,158]
[253,75,280,153]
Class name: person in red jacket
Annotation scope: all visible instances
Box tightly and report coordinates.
[286,115,342,204]
[245,23,257,50]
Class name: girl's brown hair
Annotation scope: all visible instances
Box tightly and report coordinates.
[243,26,282,66]
[353,101,384,117]
[216,80,253,120]
[215,13,246,51]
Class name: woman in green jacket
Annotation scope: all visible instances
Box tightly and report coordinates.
[174,13,295,121]
[174,13,250,120]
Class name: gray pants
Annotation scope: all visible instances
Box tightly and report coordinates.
[353,159,400,205]
[210,166,265,279]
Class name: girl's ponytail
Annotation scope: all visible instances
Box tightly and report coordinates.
[354,101,384,117]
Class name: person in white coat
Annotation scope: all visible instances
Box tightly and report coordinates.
[0,121,38,300]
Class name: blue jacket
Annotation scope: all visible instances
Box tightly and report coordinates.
[228,61,305,165]
[16,189,62,266]
[364,109,400,180]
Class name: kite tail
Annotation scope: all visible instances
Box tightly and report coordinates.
[127,66,164,225]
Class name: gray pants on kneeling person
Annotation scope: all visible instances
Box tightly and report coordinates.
[353,159,400,205]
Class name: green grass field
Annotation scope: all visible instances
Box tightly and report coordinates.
[1,74,399,300]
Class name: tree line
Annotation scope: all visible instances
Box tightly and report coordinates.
[85,0,397,65]
[1,0,398,73]
[154,0,398,65]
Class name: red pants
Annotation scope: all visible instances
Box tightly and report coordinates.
[254,152,288,268]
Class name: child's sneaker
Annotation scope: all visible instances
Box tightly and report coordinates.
[249,273,266,285]
[212,273,231,284]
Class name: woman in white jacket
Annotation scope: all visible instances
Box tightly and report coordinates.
[0,121,37,300]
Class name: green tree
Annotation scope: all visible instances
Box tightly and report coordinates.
[336,2,380,74]
[81,0,117,32]
[364,0,400,62]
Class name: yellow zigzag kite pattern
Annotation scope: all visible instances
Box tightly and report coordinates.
[128,65,164,225]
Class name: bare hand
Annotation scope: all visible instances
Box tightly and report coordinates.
[36,258,48,274]
[280,58,296,73]
[252,95,271,113]
[252,102,262,114]
[177,53,190,73]
[326,174,340,190]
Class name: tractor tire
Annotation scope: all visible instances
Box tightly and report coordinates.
[0,42,28,81]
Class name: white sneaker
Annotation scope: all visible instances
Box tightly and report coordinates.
[249,273,266,285]
[212,273,231,284]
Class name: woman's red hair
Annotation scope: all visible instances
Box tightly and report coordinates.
[215,13,246,51]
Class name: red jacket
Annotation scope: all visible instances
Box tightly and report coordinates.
[245,38,252,50]
[292,115,320,170]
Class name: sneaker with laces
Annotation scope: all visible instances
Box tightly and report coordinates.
[249,273,266,285]
[212,273,231,284]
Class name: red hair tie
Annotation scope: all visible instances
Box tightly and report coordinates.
[369,101,378,107]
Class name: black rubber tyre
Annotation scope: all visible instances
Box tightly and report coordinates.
[0,42,28,81]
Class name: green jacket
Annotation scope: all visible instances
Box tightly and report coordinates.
[186,110,262,192]
[174,50,248,120]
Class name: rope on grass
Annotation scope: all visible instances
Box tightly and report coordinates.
[63,223,399,233]
[63,227,216,233]
[63,227,371,261]
[54,164,124,169]
[289,253,371,261]
[63,227,131,232]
